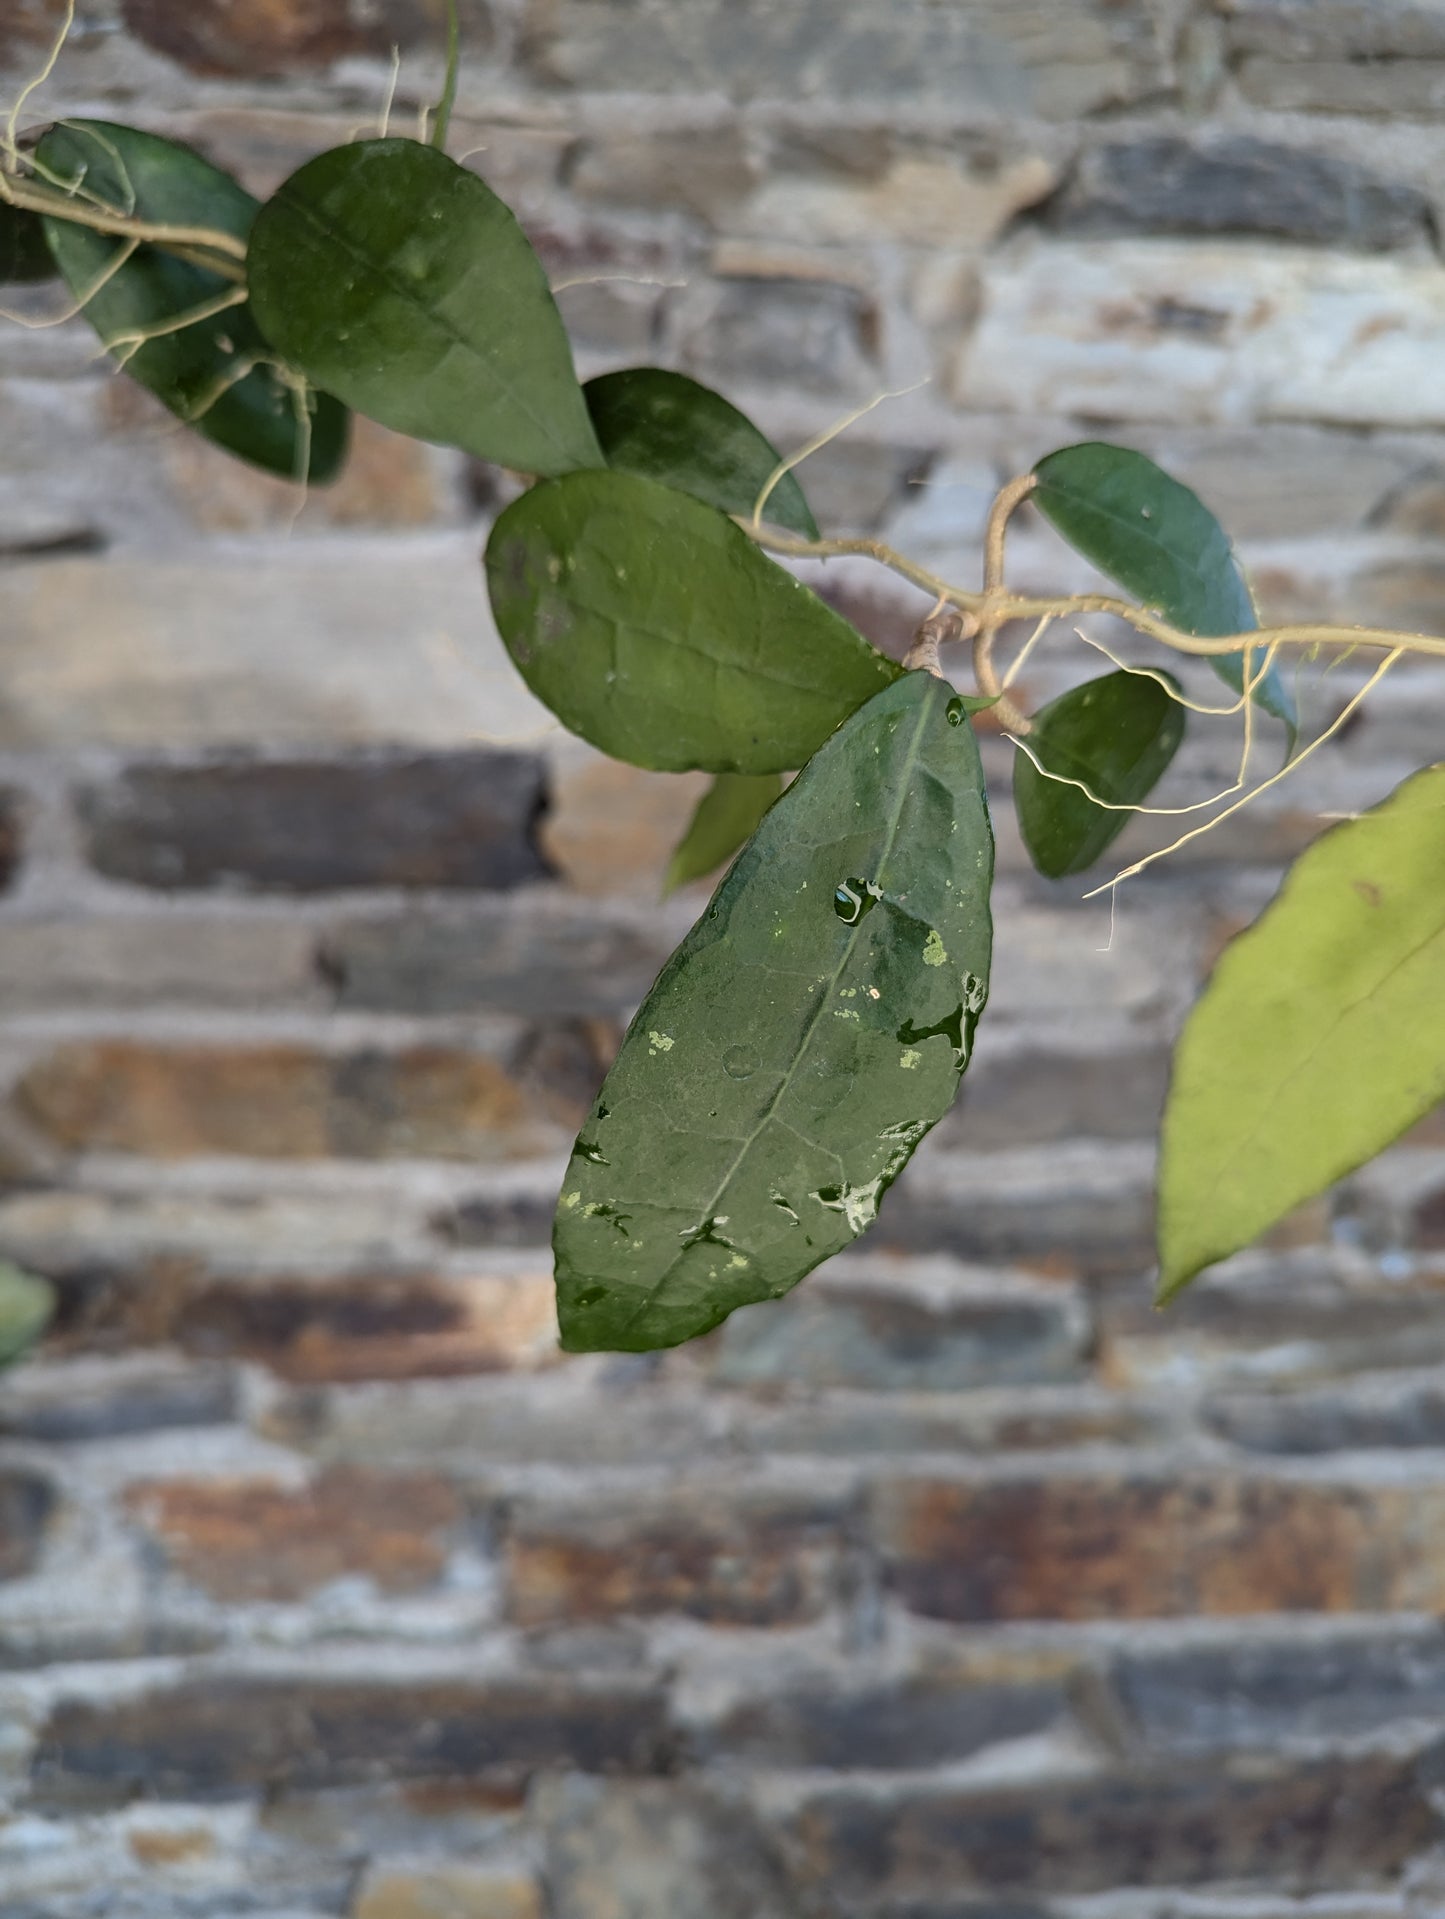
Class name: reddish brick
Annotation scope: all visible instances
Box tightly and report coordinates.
[123,1466,461,1601]
[874,1471,1445,1622]
[119,0,480,74]
[14,1040,554,1160]
[506,1484,851,1627]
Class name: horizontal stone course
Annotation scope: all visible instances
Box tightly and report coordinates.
[78,752,550,893]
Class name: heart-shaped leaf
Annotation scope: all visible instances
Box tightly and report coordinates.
[664,772,784,894]
[0,200,55,282]
[1159,762,1445,1301]
[555,670,994,1352]
[586,367,819,537]
[37,120,347,481]
[1033,441,1297,753]
[485,469,900,773]
[1013,668,1186,879]
[249,138,601,478]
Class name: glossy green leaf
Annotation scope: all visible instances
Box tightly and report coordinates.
[0,200,55,282]
[1033,441,1297,751]
[249,138,601,478]
[37,120,347,481]
[0,1263,54,1369]
[486,469,901,773]
[664,772,783,894]
[1158,762,1445,1302]
[1013,668,1186,879]
[585,367,819,537]
[555,671,994,1352]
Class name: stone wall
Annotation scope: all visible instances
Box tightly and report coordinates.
[0,2,1444,1914]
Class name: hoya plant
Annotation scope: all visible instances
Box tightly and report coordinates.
[1,15,1440,1362]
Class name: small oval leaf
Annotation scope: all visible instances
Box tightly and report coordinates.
[554,671,995,1352]
[0,1262,54,1369]
[585,367,819,537]
[1158,761,1445,1302]
[664,772,783,894]
[249,138,601,478]
[485,469,901,773]
[0,200,55,283]
[1033,441,1297,752]
[37,120,347,481]
[1013,669,1186,879]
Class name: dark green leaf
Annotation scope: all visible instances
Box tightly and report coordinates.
[0,1263,54,1369]
[555,671,994,1352]
[585,367,819,537]
[1159,762,1445,1302]
[664,772,783,894]
[1013,668,1186,879]
[37,120,347,481]
[249,138,600,477]
[0,200,55,282]
[1033,441,1297,752]
[486,469,901,773]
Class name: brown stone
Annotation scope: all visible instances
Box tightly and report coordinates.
[31,1670,673,1805]
[175,1268,559,1381]
[123,1466,461,1601]
[14,1040,555,1161]
[781,1751,1435,1898]
[127,1825,216,1867]
[120,0,483,74]
[506,1484,850,1627]
[873,1470,1445,1622]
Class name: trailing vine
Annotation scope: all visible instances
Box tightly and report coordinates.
[0,5,1440,1355]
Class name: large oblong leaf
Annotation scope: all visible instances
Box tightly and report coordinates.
[1158,762,1445,1302]
[664,772,783,894]
[1033,441,1297,751]
[1013,668,1186,879]
[485,469,901,773]
[249,138,601,478]
[585,367,819,537]
[37,120,347,481]
[555,671,995,1352]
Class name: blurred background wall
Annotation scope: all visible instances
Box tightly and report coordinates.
[1,1,1444,1913]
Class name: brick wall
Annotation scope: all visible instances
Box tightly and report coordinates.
[1,2,1444,1914]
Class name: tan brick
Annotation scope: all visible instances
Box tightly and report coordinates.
[123,1466,461,1601]
[354,1862,543,1919]
[14,1040,555,1161]
[874,1471,1445,1622]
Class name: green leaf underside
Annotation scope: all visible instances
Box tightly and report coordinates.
[665,772,784,894]
[1013,669,1186,879]
[0,200,55,282]
[585,367,819,538]
[1033,441,1298,752]
[555,671,995,1353]
[37,121,346,482]
[0,1263,54,1369]
[249,138,601,478]
[1158,762,1445,1302]
[486,469,902,773]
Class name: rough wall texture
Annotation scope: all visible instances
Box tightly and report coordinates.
[1,1,1444,1914]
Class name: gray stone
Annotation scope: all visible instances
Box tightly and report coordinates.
[1225,0,1445,61]
[1113,1626,1445,1752]
[0,914,322,1010]
[676,275,880,396]
[1041,137,1433,251]
[537,1776,796,1919]
[931,1043,1170,1151]
[0,785,21,892]
[1206,1368,1445,1455]
[0,1467,56,1580]
[1237,57,1445,116]
[320,898,676,1017]
[713,1260,1088,1391]
[0,1351,238,1442]
[78,752,551,893]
